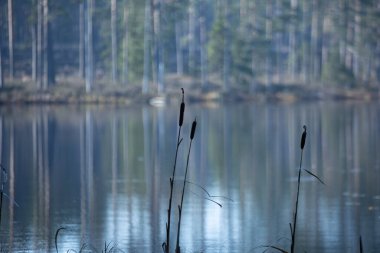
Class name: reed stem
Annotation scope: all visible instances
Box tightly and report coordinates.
[291,149,303,253]
[164,127,182,253]
[291,125,306,253]
[175,119,196,253]
[164,89,185,253]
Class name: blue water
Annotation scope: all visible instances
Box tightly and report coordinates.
[0,101,379,252]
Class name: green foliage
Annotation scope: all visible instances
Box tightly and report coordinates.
[208,14,225,74]
[322,51,355,87]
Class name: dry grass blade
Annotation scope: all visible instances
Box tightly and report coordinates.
[55,227,66,253]
[260,245,289,253]
[189,190,222,208]
[185,180,233,201]
[303,169,325,185]
[66,243,87,253]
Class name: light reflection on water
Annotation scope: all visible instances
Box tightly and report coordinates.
[0,102,379,253]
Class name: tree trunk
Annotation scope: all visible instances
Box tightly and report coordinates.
[0,5,3,88]
[37,0,43,88]
[200,17,207,88]
[265,0,273,87]
[150,0,157,89]
[111,0,117,83]
[175,20,183,75]
[85,0,94,93]
[43,0,48,89]
[8,0,14,81]
[153,0,164,93]
[301,0,310,83]
[249,0,257,93]
[142,0,151,94]
[288,0,297,82]
[79,2,85,78]
[188,0,196,75]
[353,0,361,80]
[123,1,129,85]
[158,0,164,93]
[223,0,231,92]
[31,23,37,82]
[47,22,55,85]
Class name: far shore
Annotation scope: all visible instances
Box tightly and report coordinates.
[0,75,379,105]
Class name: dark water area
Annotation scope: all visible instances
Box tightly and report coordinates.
[0,102,379,252]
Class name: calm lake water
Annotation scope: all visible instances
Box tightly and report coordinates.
[0,101,379,253]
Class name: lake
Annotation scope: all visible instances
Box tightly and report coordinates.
[0,101,379,252]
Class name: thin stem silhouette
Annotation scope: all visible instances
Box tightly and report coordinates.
[175,118,197,253]
[291,125,306,253]
[163,89,185,253]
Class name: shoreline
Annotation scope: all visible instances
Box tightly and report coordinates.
[0,78,379,105]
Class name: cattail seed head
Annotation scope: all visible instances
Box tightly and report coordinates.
[300,125,307,150]
[179,89,185,127]
[190,118,197,140]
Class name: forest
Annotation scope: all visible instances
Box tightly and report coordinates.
[0,0,379,95]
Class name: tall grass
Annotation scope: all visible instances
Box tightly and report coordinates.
[163,89,185,253]
[175,119,197,253]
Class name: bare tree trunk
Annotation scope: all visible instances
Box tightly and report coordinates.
[142,0,151,94]
[31,23,37,82]
[150,0,157,89]
[249,0,257,93]
[265,0,273,87]
[301,0,310,83]
[85,0,94,93]
[175,20,183,75]
[37,0,43,88]
[223,0,231,92]
[43,0,48,89]
[8,0,14,81]
[288,0,297,82]
[188,0,196,75]
[123,1,129,85]
[0,6,3,88]
[158,1,164,93]
[200,17,207,88]
[353,0,361,81]
[153,0,164,93]
[111,0,117,83]
[47,23,55,85]
[79,2,85,78]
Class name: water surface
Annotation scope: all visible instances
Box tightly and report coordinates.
[0,102,379,252]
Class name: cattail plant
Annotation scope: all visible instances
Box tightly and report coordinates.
[163,89,185,253]
[175,118,197,253]
[290,125,307,253]
[290,125,324,253]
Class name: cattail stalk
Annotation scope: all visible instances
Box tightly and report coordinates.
[175,118,197,253]
[163,89,185,253]
[291,125,307,253]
